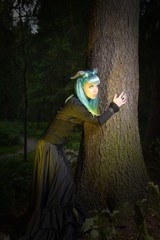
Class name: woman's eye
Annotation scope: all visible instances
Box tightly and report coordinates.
[89,84,98,89]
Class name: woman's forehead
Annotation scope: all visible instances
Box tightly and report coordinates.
[84,82,99,86]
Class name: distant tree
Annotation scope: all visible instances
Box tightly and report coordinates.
[75,0,149,210]
[12,0,40,160]
[139,0,160,166]
[0,0,18,119]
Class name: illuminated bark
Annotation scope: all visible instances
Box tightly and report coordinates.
[76,0,149,209]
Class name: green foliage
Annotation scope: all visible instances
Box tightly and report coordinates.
[0,120,47,154]
[147,182,160,217]
[0,152,34,215]
[25,0,88,121]
[82,209,125,240]
[27,121,48,139]
[0,120,23,154]
[65,149,78,168]
[0,0,88,121]
[0,120,22,144]
[81,183,160,239]
[132,182,160,240]
[134,199,154,240]
[149,138,160,161]
[82,215,98,232]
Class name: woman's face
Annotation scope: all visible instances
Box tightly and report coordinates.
[83,82,99,99]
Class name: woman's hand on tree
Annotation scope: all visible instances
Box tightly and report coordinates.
[113,92,127,107]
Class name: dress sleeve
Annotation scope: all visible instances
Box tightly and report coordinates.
[73,101,120,126]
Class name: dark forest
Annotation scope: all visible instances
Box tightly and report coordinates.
[0,0,160,239]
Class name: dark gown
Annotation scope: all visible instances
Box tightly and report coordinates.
[19,96,119,240]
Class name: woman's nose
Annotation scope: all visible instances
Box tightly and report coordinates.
[93,86,98,93]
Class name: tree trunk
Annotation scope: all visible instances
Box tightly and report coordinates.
[77,0,149,210]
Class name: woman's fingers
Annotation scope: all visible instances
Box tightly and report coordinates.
[114,92,126,100]
[121,94,127,101]
[119,92,126,99]
[113,94,118,101]
[119,92,125,98]
[112,92,127,107]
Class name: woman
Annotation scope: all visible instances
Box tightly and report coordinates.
[19,69,126,240]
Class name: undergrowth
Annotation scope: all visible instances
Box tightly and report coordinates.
[81,182,160,240]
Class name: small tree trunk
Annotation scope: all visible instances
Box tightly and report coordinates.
[19,10,28,162]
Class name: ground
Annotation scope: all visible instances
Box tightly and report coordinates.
[0,139,160,240]
[0,205,160,240]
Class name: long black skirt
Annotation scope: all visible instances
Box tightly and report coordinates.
[19,139,84,240]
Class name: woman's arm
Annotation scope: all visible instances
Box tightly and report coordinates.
[72,92,127,126]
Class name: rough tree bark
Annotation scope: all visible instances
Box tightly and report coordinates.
[75,0,149,210]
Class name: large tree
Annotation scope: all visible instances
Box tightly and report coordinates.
[75,0,149,209]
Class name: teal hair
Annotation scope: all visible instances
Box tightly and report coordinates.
[75,70,100,116]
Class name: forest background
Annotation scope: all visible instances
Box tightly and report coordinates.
[0,0,160,239]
